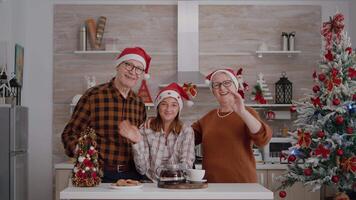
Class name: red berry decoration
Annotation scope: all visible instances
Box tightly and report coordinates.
[288,155,296,162]
[346,127,353,134]
[317,130,325,138]
[318,73,326,81]
[332,98,340,106]
[335,116,344,125]
[312,85,320,93]
[336,149,344,156]
[279,191,287,198]
[304,168,313,176]
[331,175,339,183]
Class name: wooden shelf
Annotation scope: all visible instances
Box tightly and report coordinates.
[199,52,252,56]
[73,50,176,56]
[246,103,293,108]
[256,50,301,58]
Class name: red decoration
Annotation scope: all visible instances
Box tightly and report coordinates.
[333,98,341,106]
[290,105,297,113]
[335,115,344,125]
[311,97,323,108]
[312,85,320,93]
[321,13,345,50]
[317,130,325,138]
[318,73,326,82]
[341,156,356,173]
[336,149,344,156]
[288,155,297,162]
[304,168,313,176]
[315,144,330,158]
[345,47,352,55]
[346,127,353,134]
[325,50,334,61]
[297,130,312,148]
[182,83,197,97]
[331,175,340,183]
[353,94,356,101]
[348,67,356,79]
[312,71,317,80]
[137,80,153,104]
[279,191,287,198]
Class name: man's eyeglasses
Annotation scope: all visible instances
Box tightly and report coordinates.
[211,80,233,89]
[122,61,145,75]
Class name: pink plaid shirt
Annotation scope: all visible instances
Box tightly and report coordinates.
[132,124,195,181]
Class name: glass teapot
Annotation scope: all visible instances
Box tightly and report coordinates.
[156,162,187,184]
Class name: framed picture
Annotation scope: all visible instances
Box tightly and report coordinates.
[14,44,24,86]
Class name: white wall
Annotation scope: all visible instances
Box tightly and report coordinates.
[22,1,53,200]
[351,0,356,47]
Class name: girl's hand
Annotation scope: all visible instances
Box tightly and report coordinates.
[119,120,142,143]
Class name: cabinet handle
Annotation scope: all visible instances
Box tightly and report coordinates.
[260,174,264,185]
[271,173,275,183]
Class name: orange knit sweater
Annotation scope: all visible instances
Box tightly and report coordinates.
[192,107,272,183]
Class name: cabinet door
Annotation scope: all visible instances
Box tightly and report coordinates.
[55,169,72,200]
[268,169,320,200]
[256,169,268,188]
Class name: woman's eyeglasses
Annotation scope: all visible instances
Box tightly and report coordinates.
[122,61,145,75]
[211,80,233,89]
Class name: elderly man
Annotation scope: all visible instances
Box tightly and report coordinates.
[62,47,151,182]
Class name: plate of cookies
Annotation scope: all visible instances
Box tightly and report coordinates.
[110,179,143,190]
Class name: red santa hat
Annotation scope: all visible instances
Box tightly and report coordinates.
[205,68,249,98]
[114,47,151,79]
[155,82,196,112]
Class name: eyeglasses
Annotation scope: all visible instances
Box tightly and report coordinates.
[122,61,145,75]
[211,80,233,89]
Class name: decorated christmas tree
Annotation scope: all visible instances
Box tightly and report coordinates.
[276,13,356,199]
[72,127,102,187]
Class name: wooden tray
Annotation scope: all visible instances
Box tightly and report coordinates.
[157,181,208,189]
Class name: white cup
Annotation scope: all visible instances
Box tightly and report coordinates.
[186,169,205,181]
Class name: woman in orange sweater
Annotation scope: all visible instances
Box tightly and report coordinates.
[192,68,272,183]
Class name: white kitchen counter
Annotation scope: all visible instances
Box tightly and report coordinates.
[60,183,273,200]
[55,162,287,170]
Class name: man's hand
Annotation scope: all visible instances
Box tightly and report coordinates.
[118,120,142,143]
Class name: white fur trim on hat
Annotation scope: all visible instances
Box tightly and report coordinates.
[144,73,150,80]
[114,54,147,69]
[209,70,239,91]
[155,90,183,111]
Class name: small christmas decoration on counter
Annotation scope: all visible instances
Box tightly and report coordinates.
[235,68,249,99]
[276,12,356,199]
[72,127,102,187]
[251,73,272,104]
[0,67,15,104]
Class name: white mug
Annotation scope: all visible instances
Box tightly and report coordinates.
[186,169,205,181]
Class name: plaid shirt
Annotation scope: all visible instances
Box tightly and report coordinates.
[62,78,146,169]
[132,124,195,181]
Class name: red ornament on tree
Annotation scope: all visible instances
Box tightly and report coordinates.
[346,127,353,134]
[335,115,344,125]
[290,105,297,113]
[312,85,320,93]
[325,50,334,61]
[336,149,344,156]
[332,175,340,183]
[318,73,326,82]
[345,47,352,54]
[288,155,297,162]
[279,191,287,198]
[333,98,340,106]
[317,130,325,138]
[304,168,313,176]
[353,94,356,101]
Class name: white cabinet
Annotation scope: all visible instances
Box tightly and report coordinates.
[256,169,320,200]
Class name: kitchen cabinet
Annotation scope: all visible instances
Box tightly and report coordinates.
[256,169,320,200]
[55,169,72,200]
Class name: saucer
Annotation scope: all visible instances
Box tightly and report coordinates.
[187,179,207,183]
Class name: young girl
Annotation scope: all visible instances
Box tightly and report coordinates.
[119,82,196,181]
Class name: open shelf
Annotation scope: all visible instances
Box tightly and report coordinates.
[73,50,175,56]
[199,52,252,56]
[246,103,293,108]
[256,50,301,58]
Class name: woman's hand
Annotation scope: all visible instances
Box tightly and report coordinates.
[226,87,247,116]
[119,120,142,143]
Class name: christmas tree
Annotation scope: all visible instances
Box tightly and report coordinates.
[276,13,356,199]
[72,127,102,187]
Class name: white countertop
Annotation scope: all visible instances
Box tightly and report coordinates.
[55,162,287,170]
[60,183,273,200]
